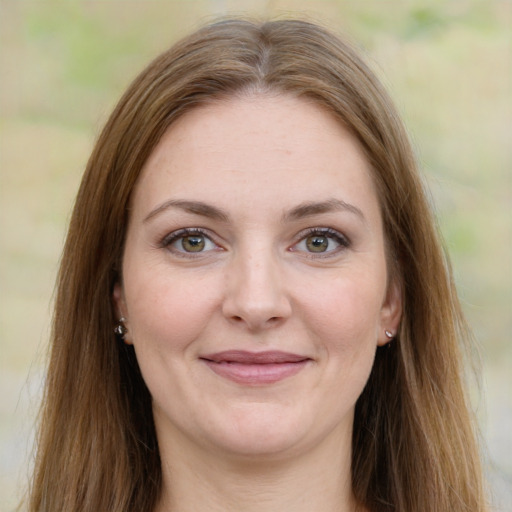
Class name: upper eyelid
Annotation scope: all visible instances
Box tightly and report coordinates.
[161,227,218,246]
[289,227,351,257]
[293,226,350,244]
[159,228,224,259]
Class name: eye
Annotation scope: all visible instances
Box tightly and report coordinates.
[292,228,349,255]
[162,229,219,255]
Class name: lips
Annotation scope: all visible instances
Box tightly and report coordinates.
[200,350,311,385]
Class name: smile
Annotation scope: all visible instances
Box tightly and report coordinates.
[200,350,311,385]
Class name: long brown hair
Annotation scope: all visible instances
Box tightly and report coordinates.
[28,18,487,511]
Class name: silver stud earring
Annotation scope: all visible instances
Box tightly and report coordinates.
[114,317,127,338]
[384,329,394,340]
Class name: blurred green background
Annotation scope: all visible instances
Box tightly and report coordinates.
[0,1,510,510]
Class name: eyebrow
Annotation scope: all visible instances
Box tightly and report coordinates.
[282,198,366,223]
[144,199,230,223]
[143,197,365,224]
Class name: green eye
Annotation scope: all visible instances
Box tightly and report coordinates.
[164,230,218,255]
[293,228,349,256]
[180,235,206,252]
[305,235,329,252]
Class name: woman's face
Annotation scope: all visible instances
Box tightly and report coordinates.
[114,94,401,460]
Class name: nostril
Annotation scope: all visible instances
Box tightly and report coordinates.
[228,314,281,328]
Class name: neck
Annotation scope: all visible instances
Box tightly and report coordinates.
[154,426,361,512]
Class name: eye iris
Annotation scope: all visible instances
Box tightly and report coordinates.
[306,235,328,252]
[181,235,205,252]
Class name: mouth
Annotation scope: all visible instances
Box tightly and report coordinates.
[200,350,311,385]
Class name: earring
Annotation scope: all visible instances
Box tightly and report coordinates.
[114,317,127,338]
[384,329,394,340]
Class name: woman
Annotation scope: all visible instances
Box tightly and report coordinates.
[28,18,487,511]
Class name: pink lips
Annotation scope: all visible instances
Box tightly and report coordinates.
[200,350,310,385]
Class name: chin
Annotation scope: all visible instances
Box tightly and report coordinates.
[198,403,342,461]
[213,430,308,460]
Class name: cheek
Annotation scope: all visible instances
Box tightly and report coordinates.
[301,269,385,347]
[296,265,386,396]
[123,260,222,354]
[286,268,384,429]
[123,266,224,407]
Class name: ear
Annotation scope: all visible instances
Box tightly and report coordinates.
[113,282,126,318]
[377,277,402,346]
[113,282,132,344]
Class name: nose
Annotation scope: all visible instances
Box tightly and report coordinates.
[222,250,292,331]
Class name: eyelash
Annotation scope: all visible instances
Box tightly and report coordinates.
[160,228,221,257]
[159,227,351,258]
[291,227,351,257]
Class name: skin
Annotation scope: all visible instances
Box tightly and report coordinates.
[114,94,401,512]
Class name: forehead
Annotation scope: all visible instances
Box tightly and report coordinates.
[133,94,380,223]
